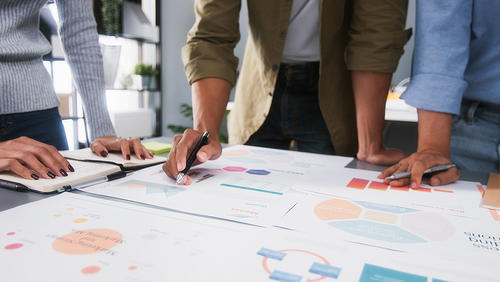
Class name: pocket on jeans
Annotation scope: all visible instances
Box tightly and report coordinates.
[451,115,466,131]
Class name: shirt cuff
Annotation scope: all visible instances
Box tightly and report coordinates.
[401,73,468,115]
[181,42,239,86]
[346,29,412,73]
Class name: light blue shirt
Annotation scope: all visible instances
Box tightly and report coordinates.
[402,0,500,115]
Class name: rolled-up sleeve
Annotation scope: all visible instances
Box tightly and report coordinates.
[181,0,241,86]
[402,0,472,115]
[346,0,411,73]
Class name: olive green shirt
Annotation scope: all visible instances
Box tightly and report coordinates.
[182,0,410,156]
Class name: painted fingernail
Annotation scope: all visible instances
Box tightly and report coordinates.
[100,151,108,157]
[31,174,39,180]
[126,154,131,160]
[60,169,68,177]
[140,154,145,160]
[48,171,56,179]
[68,165,75,172]
[411,182,417,188]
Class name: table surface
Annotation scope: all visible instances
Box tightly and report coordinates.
[1,152,488,212]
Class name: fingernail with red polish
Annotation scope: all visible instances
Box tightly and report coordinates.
[60,169,68,177]
[31,174,39,180]
[411,182,417,188]
[140,154,145,160]
[101,151,108,157]
[68,165,75,172]
[126,154,130,160]
[48,171,56,179]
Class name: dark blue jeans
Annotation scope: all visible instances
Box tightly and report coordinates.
[0,107,68,150]
[246,62,335,155]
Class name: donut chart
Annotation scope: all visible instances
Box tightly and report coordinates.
[314,198,454,243]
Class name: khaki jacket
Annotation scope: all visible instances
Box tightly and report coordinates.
[182,0,410,156]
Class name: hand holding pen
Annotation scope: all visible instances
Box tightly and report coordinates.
[163,129,219,185]
[379,149,460,188]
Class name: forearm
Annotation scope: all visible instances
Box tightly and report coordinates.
[417,109,453,156]
[191,78,232,142]
[352,71,392,155]
[57,0,115,139]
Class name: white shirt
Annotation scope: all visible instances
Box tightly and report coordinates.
[281,0,320,63]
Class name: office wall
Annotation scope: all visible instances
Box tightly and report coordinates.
[392,0,415,85]
[161,1,415,136]
[160,0,248,136]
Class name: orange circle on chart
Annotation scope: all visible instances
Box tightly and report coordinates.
[81,266,101,274]
[67,208,74,211]
[128,266,138,271]
[72,218,88,224]
[314,198,362,220]
[54,214,62,217]
[52,229,122,255]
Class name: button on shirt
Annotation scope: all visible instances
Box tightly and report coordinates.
[402,0,500,115]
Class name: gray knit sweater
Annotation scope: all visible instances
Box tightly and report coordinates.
[0,0,115,139]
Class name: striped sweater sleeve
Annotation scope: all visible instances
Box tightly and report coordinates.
[55,0,116,139]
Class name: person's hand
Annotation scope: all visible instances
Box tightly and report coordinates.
[90,136,153,160]
[162,129,221,185]
[357,147,406,166]
[378,149,460,188]
[0,137,73,180]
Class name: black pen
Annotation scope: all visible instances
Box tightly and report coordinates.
[176,131,210,184]
[0,179,29,192]
[62,170,132,192]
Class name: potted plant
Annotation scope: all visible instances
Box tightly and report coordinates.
[132,63,159,90]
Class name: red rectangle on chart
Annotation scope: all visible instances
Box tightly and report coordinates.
[368,181,389,191]
[346,178,369,189]
[434,189,454,193]
[412,187,431,192]
[390,186,409,192]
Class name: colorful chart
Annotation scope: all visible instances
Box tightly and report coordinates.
[360,264,426,282]
[314,198,454,243]
[52,228,122,255]
[346,178,454,193]
[223,166,247,172]
[81,265,101,275]
[4,243,23,250]
[115,180,186,198]
[246,169,271,175]
[258,248,341,281]
[222,147,293,164]
[221,184,283,195]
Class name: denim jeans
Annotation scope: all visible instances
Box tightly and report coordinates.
[0,107,68,150]
[246,62,335,155]
[450,100,500,173]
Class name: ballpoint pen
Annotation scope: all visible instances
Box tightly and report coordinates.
[62,170,132,192]
[0,179,28,192]
[176,131,210,184]
[385,164,457,181]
